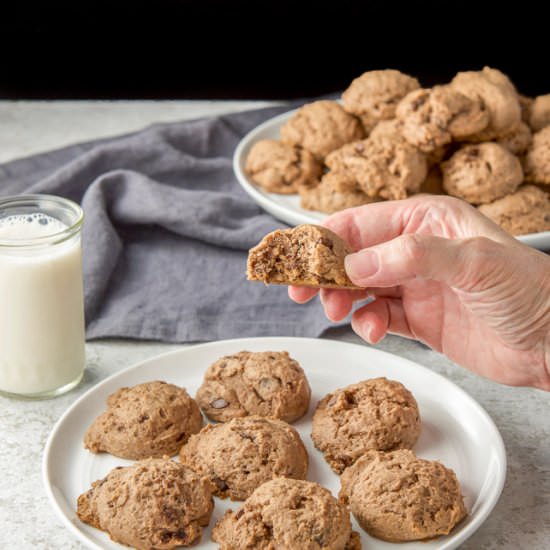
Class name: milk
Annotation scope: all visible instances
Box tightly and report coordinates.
[0,213,85,396]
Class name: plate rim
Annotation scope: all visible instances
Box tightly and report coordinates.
[233,108,550,249]
[43,336,507,550]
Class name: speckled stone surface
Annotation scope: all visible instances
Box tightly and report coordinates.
[0,101,548,549]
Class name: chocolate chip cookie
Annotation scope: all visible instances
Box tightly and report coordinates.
[339,449,467,542]
[450,66,521,140]
[196,350,310,423]
[84,381,203,460]
[342,69,420,132]
[77,458,214,549]
[245,139,322,194]
[247,224,360,289]
[478,185,550,236]
[325,136,427,200]
[524,126,550,185]
[496,121,532,156]
[442,142,523,204]
[280,100,365,160]
[396,85,489,152]
[212,478,361,550]
[300,171,375,213]
[180,416,308,500]
[311,377,421,474]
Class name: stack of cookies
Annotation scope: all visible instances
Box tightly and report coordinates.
[76,351,467,549]
[245,67,550,236]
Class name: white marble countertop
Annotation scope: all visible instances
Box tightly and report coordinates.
[0,101,549,550]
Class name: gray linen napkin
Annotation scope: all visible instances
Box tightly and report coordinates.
[0,105,341,342]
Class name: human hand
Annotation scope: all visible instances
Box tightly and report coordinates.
[289,196,550,390]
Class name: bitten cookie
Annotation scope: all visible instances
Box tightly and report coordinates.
[339,449,467,542]
[396,85,489,152]
[342,69,420,132]
[212,478,361,550]
[325,136,427,200]
[196,351,310,423]
[311,377,421,474]
[442,142,523,204]
[300,171,375,214]
[77,459,214,549]
[280,100,365,159]
[450,66,521,140]
[478,185,550,236]
[247,224,360,289]
[245,139,322,194]
[529,94,550,131]
[524,126,550,185]
[84,381,203,460]
[180,416,308,500]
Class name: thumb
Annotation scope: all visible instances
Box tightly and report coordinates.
[345,234,508,290]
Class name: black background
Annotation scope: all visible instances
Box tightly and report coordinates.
[1,1,547,99]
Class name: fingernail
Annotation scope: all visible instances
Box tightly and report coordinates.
[345,250,379,282]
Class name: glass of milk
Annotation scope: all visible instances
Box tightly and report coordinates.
[0,194,85,398]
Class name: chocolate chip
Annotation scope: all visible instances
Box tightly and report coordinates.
[175,529,187,541]
[235,509,244,520]
[137,414,149,423]
[210,398,228,409]
[239,431,255,442]
[212,477,228,491]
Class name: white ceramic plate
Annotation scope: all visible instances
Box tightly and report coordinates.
[44,337,506,550]
[233,109,550,251]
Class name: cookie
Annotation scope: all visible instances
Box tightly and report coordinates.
[245,139,322,194]
[311,377,421,474]
[325,136,427,200]
[529,94,550,131]
[247,224,360,289]
[396,85,489,152]
[77,458,214,549]
[339,449,467,542]
[84,381,203,460]
[478,185,550,236]
[524,126,550,185]
[442,142,523,204]
[300,171,376,214]
[196,350,310,423]
[180,416,308,501]
[519,94,533,124]
[280,100,365,159]
[450,66,521,140]
[212,478,361,550]
[496,121,532,156]
[342,69,420,132]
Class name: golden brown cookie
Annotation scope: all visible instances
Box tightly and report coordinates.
[84,381,203,460]
[442,143,523,204]
[529,94,550,131]
[496,121,532,155]
[450,66,521,140]
[396,85,489,152]
[180,416,308,501]
[299,171,376,214]
[244,139,322,194]
[280,100,365,159]
[212,478,361,550]
[311,378,421,474]
[342,69,420,132]
[524,126,550,185]
[196,351,310,423]
[247,224,360,289]
[325,136,427,200]
[339,449,467,542]
[478,185,550,236]
[77,458,214,549]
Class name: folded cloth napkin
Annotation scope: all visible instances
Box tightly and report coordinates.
[0,104,343,342]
